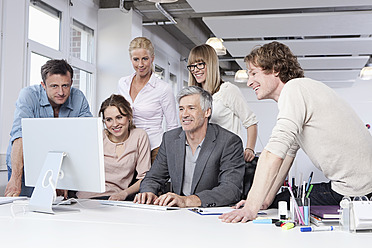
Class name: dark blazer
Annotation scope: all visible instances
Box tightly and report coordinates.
[140,123,245,207]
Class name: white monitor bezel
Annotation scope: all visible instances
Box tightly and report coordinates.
[22,117,105,193]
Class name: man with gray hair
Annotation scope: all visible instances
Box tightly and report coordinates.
[135,86,245,207]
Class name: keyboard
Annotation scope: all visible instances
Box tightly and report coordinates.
[100,200,180,211]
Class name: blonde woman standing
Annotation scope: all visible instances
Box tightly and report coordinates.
[187,44,258,162]
[118,37,178,164]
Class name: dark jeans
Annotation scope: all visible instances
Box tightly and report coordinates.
[270,181,372,208]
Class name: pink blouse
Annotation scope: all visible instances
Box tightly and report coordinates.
[77,128,151,199]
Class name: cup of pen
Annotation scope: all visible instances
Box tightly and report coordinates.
[290,197,310,226]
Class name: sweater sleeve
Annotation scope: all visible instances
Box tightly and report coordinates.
[265,82,308,159]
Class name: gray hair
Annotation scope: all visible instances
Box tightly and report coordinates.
[177,86,213,114]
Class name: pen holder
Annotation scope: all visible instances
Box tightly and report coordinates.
[290,197,310,226]
[339,197,351,232]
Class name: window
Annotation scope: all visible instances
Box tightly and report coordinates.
[28,2,60,50]
[169,73,177,96]
[26,0,97,112]
[72,68,93,105]
[155,65,165,80]
[70,20,94,63]
[29,52,50,85]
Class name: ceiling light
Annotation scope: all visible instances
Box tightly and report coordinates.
[234,70,249,83]
[206,37,226,56]
[147,0,178,3]
[359,66,372,80]
[224,71,235,76]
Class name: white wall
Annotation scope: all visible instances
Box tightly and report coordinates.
[0,0,27,163]
[143,25,190,94]
[96,8,142,113]
[0,0,28,195]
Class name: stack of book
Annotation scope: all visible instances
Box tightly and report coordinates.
[310,205,340,226]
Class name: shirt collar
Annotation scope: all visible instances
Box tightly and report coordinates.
[130,72,157,89]
[185,138,205,149]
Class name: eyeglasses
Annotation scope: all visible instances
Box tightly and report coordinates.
[187,62,206,72]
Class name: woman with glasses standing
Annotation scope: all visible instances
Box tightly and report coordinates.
[118,37,178,164]
[77,94,151,201]
[187,44,258,163]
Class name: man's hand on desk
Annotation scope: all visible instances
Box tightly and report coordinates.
[134,192,158,204]
[154,193,201,208]
[219,204,258,223]
[4,177,21,197]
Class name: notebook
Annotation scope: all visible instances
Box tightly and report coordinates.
[100,200,180,211]
[310,205,340,219]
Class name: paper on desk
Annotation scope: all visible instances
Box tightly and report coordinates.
[0,197,27,205]
[189,206,267,216]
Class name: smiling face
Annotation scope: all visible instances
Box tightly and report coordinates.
[41,72,72,108]
[130,48,154,78]
[189,61,207,85]
[103,106,130,143]
[246,62,283,102]
[179,94,210,135]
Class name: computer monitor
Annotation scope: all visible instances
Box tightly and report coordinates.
[22,117,105,214]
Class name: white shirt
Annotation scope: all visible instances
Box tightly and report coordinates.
[118,73,179,150]
[210,82,258,140]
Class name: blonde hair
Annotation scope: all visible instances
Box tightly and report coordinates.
[129,37,155,57]
[187,44,221,95]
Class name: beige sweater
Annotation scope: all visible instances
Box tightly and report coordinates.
[265,78,372,196]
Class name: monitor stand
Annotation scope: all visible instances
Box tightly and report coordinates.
[29,151,79,214]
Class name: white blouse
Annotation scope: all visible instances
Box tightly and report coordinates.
[118,73,179,150]
[210,82,258,139]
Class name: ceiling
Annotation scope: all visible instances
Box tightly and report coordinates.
[100,0,372,87]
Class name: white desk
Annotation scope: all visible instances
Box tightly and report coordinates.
[0,200,371,248]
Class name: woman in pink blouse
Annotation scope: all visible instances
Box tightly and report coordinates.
[118,37,178,164]
[77,94,151,201]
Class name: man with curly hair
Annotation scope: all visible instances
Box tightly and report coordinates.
[220,41,372,223]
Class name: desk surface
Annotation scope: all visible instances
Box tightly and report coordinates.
[0,200,371,248]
